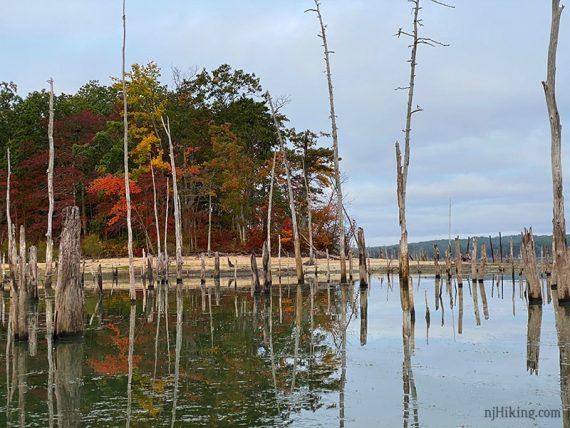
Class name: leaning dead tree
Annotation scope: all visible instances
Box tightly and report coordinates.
[122,0,136,300]
[306,0,346,282]
[161,116,183,283]
[54,207,83,337]
[543,0,570,303]
[267,92,304,284]
[45,78,55,289]
[395,0,451,305]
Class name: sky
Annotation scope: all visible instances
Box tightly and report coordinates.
[1,0,569,246]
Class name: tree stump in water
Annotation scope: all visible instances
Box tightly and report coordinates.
[54,207,84,338]
[97,264,103,294]
[262,240,271,293]
[455,237,463,287]
[357,228,368,288]
[214,252,220,280]
[251,253,261,294]
[521,228,542,304]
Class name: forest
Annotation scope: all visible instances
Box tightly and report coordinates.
[0,63,341,259]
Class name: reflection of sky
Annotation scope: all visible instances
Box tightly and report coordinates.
[298,276,564,428]
[2,1,570,245]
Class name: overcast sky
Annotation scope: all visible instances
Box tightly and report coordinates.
[1,0,569,245]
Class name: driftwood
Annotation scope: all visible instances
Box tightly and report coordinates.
[54,207,84,337]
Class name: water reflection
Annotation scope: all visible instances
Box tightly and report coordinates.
[0,277,567,426]
[554,291,570,427]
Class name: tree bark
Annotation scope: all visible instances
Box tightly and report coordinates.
[543,0,570,303]
[122,0,136,300]
[54,207,83,337]
[45,79,55,290]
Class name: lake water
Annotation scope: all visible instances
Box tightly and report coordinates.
[0,274,568,427]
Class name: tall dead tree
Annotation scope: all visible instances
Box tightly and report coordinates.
[122,0,136,300]
[544,0,570,303]
[266,150,277,285]
[6,148,15,283]
[307,0,346,282]
[45,78,55,289]
[150,163,161,257]
[267,92,304,284]
[161,116,183,283]
[395,0,451,303]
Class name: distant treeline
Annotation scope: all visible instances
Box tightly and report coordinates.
[369,234,563,260]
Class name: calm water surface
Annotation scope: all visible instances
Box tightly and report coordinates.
[0,275,568,427]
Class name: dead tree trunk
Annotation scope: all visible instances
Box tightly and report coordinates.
[357,228,368,287]
[122,0,136,301]
[200,253,206,285]
[307,0,346,281]
[471,237,478,283]
[479,242,487,283]
[28,246,38,301]
[544,0,570,303]
[214,252,220,280]
[207,193,212,255]
[251,253,261,294]
[262,240,271,292]
[521,228,543,304]
[267,92,304,284]
[434,244,441,279]
[302,157,315,265]
[45,78,55,290]
[150,163,161,257]
[266,151,277,283]
[97,264,103,294]
[6,148,15,285]
[54,207,83,337]
[455,237,463,286]
[161,116,183,283]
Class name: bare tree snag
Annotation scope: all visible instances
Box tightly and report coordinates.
[544,0,570,303]
[147,254,154,290]
[161,116,183,283]
[357,228,368,287]
[471,237,478,283]
[455,237,463,286]
[28,246,38,301]
[307,0,346,282]
[200,253,206,285]
[267,92,304,284]
[348,250,353,282]
[97,264,103,294]
[262,240,271,292]
[433,244,441,279]
[214,252,220,280]
[45,78,55,290]
[251,253,261,294]
[6,148,15,285]
[301,156,315,265]
[479,243,487,283]
[122,0,136,301]
[207,192,212,255]
[54,207,83,337]
[266,151,277,283]
[521,228,543,304]
[150,163,161,257]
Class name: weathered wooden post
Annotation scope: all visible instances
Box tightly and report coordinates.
[521,228,543,304]
[54,207,84,338]
[357,228,368,288]
[455,237,463,286]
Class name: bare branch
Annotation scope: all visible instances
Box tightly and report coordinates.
[431,0,455,8]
